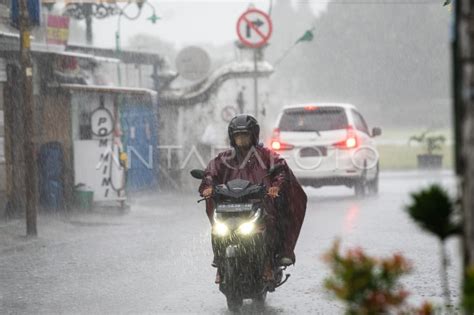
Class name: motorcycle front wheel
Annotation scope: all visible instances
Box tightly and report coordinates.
[253,290,267,311]
[226,295,243,312]
[224,259,243,312]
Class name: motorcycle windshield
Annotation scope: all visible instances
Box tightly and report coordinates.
[215,179,264,199]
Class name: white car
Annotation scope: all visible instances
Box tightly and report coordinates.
[270,103,381,196]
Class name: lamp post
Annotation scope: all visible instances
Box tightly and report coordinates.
[63,1,120,45]
[114,1,160,85]
[60,0,158,46]
[115,1,159,53]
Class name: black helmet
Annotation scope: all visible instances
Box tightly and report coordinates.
[228,114,260,147]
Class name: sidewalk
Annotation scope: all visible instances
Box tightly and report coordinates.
[0,190,5,219]
[380,169,455,179]
[0,213,89,255]
[0,192,193,254]
[0,206,132,256]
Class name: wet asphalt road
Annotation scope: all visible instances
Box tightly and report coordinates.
[0,171,460,314]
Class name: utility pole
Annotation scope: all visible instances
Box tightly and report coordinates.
[253,48,259,120]
[456,0,473,266]
[83,3,93,45]
[19,0,37,236]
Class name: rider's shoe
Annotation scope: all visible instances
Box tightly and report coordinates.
[279,256,294,267]
[262,261,274,282]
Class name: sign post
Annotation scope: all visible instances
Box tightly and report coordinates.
[221,106,238,123]
[236,9,272,121]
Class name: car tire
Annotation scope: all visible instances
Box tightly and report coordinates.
[354,180,366,197]
[367,165,379,196]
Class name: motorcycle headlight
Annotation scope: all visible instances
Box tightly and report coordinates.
[238,208,262,235]
[213,222,229,236]
[238,222,255,235]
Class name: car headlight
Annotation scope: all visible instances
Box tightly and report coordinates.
[238,222,255,235]
[213,222,229,236]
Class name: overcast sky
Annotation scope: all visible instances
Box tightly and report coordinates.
[89,0,328,49]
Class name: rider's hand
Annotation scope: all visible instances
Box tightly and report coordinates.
[267,186,280,198]
[203,187,213,198]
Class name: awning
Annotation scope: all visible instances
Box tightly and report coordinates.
[57,83,158,103]
[67,44,164,66]
[0,34,119,64]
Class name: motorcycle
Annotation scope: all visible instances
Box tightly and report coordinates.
[191,166,290,312]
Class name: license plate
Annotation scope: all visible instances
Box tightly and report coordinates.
[216,203,253,213]
[299,146,327,157]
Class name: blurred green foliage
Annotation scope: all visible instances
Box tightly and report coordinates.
[405,185,461,240]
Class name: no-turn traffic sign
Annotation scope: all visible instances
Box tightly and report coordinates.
[221,106,238,123]
[236,8,272,48]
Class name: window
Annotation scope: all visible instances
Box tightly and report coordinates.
[279,107,348,132]
[351,109,369,135]
[79,111,92,140]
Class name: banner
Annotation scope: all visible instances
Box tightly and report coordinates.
[47,15,70,46]
[10,0,41,29]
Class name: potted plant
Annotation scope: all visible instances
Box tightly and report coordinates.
[409,130,446,169]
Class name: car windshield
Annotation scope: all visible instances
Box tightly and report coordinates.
[278,107,348,132]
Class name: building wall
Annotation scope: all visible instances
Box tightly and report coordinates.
[37,92,74,208]
[164,75,271,191]
[157,103,181,190]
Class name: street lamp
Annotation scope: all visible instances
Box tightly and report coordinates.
[115,0,159,53]
[113,1,159,86]
[60,0,158,45]
[64,1,118,45]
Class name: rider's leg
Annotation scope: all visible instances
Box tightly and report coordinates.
[274,194,295,266]
[262,201,279,281]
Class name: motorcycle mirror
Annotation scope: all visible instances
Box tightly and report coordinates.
[190,169,205,180]
[268,164,285,176]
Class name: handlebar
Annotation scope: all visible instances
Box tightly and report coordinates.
[197,183,280,203]
[197,197,208,203]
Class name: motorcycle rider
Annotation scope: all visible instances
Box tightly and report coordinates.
[198,114,307,282]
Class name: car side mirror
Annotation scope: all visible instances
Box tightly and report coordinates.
[190,169,205,180]
[372,127,382,137]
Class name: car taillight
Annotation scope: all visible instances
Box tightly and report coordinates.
[304,105,318,111]
[271,140,294,151]
[271,140,281,150]
[271,128,294,151]
[334,127,358,149]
